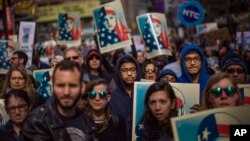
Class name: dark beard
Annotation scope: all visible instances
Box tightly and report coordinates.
[54,92,81,110]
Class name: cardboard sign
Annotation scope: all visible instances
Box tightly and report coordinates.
[93,1,132,54]
[171,106,250,141]
[132,82,199,140]
[205,27,232,46]
[137,13,172,59]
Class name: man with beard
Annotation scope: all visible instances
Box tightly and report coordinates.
[109,55,141,141]
[179,44,210,102]
[20,60,96,141]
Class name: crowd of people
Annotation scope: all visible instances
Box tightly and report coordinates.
[0,21,249,141]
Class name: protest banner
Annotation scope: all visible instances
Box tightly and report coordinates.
[57,13,82,47]
[137,13,172,59]
[18,21,36,68]
[93,1,132,54]
[132,82,199,141]
[35,40,56,58]
[33,69,53,100]
[171,106,250,141]
[205,27,232,46]
[238,84,250,105]
[0,40,20,74]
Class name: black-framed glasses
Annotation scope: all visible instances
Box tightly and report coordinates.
[6,104,28,113]
[184,57,201,63]
[89,56,100,60]
[209,86,236,97]
[226,68,244,74]
[11,57,19,60]
[120,67,136,74]
[65,56,80,61]
[145,68,157,73]
[88,90,108,100]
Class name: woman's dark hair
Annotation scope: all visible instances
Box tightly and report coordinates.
[4,89,30,107]
[143,81,178,137]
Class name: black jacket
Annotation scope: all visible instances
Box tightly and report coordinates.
[20,99,96,141]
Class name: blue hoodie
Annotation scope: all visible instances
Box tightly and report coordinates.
[109,55,141,141]
[179,44,210,102]
[156,69,179,82]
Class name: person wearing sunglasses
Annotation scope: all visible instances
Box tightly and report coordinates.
[84,49,113,84]
[142,60,158,81]
[220,52,247,84]
[137,81,178,141]
[2,89,31,141]
[63,47,84,67]
[201,72,243,110]
[83,79,127,141]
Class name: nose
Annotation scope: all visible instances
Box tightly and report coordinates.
[14,108,21,114]
[155,102,161,111]
[220,90,228,98]
[63,86,70,96]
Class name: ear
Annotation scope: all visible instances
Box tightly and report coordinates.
[19,58,24,64]
[171,99,176,109]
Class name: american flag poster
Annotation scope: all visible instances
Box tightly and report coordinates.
[238,84,250,105]
[132,82,199,141]
[171,106,250,141]
[0,40,20,74]
[93,1,132,54]
[35,40,56,58]
[137,13,172,59]
[33,69,53,101]
[57,13,82,47]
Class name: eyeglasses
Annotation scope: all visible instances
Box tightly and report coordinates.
[209,86,236,97]
[226,68,245,74]
[145,68,157,73]
[88,90,108,100]
[184,57,201,63]
[120,67,136,74]
[6,104,28,113]
[65,56,80,61]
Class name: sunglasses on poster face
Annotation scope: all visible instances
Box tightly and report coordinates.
[88,90,108,100]
[209,86,236,97]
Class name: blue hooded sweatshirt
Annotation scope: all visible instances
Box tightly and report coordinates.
[109,55,141,141]
[156,69,179,82]
[179,44,210,102]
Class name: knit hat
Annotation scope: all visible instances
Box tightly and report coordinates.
[221,52,247,73]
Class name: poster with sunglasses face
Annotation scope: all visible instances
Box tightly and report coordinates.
[0,40,20,74]
[132,82,199,141]
[35,40,56,58]
[238,84,250,105]
[92,1,132,54]
[57,13,82,47]
[33,69,53,100]
[137,13,172,59]
[171,106,250,141]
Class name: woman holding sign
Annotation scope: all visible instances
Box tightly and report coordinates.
[139,81,178,141]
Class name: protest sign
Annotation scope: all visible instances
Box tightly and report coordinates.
[137,13,172,59]
[93,1,132,54]
[132,82,199,140]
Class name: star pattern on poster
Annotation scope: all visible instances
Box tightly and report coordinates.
[59,14,72,41]
[0,41,11,70]
[97,7,122,48]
